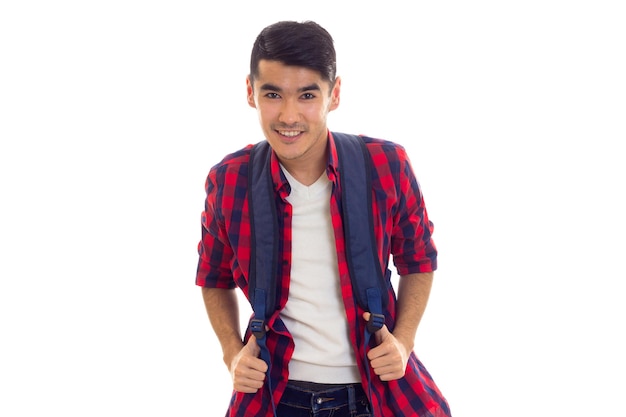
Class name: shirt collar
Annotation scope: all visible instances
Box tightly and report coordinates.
[326,131,340,182]
[269,150,290,196]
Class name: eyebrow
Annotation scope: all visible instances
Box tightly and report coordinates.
[259,83,322,93]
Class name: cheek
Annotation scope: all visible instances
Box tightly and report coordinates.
[257,105,277,122]
[304,103,329,121]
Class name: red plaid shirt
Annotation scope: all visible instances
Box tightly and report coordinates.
[196,132,451,417]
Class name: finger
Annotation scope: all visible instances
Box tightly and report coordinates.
[367,339,394,361]
[375,366,406,381]
[362,312,389,334]
[368,348,405,382]
[232,357,267,392]
[368,344,401,366]
[362,312,391,344]
[233,366,266,381]
[233,372,266,393]
[239,353,269,374]
[245,335,261,356]
[376,323,391,339]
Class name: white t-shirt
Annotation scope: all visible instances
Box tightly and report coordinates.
[279,167,361,383]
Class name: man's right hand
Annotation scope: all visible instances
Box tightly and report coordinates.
[229,335,268,393]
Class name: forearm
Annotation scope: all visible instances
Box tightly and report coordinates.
[201,287,244,368]
[393,272,434,351]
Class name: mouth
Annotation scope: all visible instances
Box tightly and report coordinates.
[276,130,304,140]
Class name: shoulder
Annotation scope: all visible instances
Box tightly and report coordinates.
[204,144,257,199]
[208,144,255,179]
[359,135,409,165]
[332,132,408,161]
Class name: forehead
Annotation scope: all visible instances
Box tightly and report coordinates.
[253,60,332,91]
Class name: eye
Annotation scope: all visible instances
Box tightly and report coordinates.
[264,92,281,99]
[301,93,316,100]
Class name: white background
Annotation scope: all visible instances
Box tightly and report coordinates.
[1,1,625,416]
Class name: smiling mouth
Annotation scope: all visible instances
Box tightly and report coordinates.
[276,130,303,138]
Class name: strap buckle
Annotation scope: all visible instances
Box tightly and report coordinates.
[250,318,267,338]
[366,313,385,334]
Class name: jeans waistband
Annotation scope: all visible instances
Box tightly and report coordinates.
[280,380,369,412]
[287,380,360,392]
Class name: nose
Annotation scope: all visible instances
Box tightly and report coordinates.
[278,98,300,125]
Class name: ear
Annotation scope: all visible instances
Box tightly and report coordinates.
[329,76,341,111]
[246,75,256,109]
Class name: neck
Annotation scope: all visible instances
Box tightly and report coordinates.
[281,161,326,186]
[279,131,329,186]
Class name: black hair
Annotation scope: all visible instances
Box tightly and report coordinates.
[249,21,337,85]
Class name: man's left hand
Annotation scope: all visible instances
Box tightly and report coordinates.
[363,312,410,381]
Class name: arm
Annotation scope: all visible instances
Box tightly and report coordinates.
[365,272,433,381]
[201,287,267,392]
[393,271,433,352]
[201,287,243,366]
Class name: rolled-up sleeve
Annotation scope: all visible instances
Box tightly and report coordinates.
[195,170,237,289]
[391,150,438,275]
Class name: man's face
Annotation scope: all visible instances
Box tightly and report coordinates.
[246,60,341,169]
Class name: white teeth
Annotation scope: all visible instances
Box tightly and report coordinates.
[278,131,301,137]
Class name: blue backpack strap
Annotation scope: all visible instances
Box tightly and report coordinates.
[333,132,387,317]
[248,140,278,416]
[333,132,387,403]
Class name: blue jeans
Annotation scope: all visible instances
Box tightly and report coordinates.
[276,381,372,417]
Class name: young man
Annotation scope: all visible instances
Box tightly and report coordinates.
[196,21,451,417]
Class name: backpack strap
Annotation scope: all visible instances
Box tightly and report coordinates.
[332,132,386,403]
[248,140,278,323]
[248,140,278,416]
[333,132,387,328]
